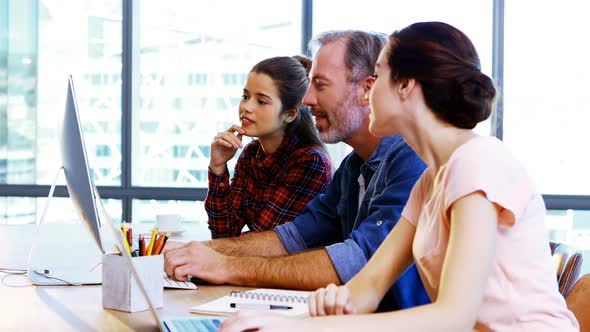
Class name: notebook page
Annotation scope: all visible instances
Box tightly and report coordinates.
[190,288,311,318]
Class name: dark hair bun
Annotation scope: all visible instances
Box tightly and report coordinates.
[388,22,497,129]
[424,72,496,129]
[452,72,496,128]
[292,55,312,75]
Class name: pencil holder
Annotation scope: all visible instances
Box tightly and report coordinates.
[102,254,164,313]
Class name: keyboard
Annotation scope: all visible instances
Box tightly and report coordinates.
[163,274,198,290]
[163,317,223,332]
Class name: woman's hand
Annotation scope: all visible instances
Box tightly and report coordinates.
[210,125,245,174]
[309,283,357,316]
[219,310,309,332]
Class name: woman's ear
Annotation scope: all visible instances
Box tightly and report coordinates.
[283,108,299,123]
[398,78,416,101]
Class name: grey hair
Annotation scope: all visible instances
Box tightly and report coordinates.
[309,30,387,82]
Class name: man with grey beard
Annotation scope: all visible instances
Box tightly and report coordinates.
[163,31,429,311]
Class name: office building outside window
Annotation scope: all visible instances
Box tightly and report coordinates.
[132,0,302,189]
[1,1,590,275]
[504,1,590,273]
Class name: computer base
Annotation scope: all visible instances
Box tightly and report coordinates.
[28,267,101,286]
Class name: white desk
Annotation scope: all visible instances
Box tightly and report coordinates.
[0,222,243,331]
[0,278,248,331]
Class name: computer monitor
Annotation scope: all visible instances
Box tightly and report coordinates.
[59,75,105,254]
[27,76,111,285]
[59,77,163,323]
[29,76,220,329]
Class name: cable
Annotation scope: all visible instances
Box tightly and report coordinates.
[89,262,102,272]
[0,269,32,287]
[30,270,83,286]
[1,262,102,287]
[0,268,27,274]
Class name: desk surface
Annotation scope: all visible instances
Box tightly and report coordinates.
[0,281,250,331]
[0,222,240,331]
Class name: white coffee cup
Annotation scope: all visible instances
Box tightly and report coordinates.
[156,214,183,232]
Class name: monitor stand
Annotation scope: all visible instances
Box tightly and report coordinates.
[26,167,109,285]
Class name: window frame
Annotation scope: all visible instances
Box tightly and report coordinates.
[2,0,590,223]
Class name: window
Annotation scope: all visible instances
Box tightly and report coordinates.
[313,0,493,139]
[503,2,590,195]
[2,0,589,258]
[1,0,302,224]
[504,1,590,274]
[0,0,122,187]
[132,0,302,188]
[132,199,210,239]
[96,145,112,157]
[0,196,121,225]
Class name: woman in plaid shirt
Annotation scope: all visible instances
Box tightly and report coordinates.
[205,56,333,238]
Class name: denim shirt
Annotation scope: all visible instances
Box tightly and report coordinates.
[274,135,430,310]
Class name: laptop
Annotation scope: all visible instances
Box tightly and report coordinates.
[160,315,224,332]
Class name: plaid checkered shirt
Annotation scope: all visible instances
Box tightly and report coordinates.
[205,135,332,238]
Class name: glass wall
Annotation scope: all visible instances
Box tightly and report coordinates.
[1,0,122,223]
[313,0,494,136]
[1,0,38,186]
[0,0,303,224]
[4,0,123,185]
[0,196,121,224]
[547,209,590,275]
[133,0,302,187]
[1,1,590,265]
[503,1,590,195]
[132,198,210,240]
[503,0,590,273]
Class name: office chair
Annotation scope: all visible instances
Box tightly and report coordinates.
[550,241,584,297]
[566,273,590,332]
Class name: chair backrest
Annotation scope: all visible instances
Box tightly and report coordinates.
[560,252,584,296]
[566,273,590,332]
[551,241,571,278]
[551,241,584,296]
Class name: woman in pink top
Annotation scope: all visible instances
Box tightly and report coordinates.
[219,22,579,332]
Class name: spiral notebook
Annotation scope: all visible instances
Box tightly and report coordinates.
[190,288,310,318]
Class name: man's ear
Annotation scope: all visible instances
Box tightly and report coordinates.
[359,75,375,106]
[398,78,416,101]
[283,108,299,123]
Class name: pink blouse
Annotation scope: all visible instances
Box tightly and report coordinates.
[402,136,578,331]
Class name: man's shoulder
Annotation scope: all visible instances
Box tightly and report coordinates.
[380,135,411,154]
[377,136,425,174]
[372,136,417,162]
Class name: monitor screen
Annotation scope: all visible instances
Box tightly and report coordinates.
[58,75,104,253]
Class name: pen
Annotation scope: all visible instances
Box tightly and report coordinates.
[122,222,128,242]
[147,226,158,256]
[120,228,131,255]
[229,303,293,310]
[152,233,166,256]
[155,235,168,255]
[127,226,133,250]
[139,235,146,256]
